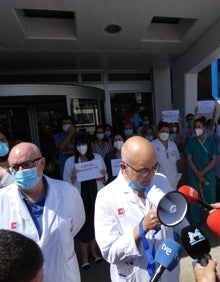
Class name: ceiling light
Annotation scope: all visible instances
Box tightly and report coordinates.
[104,24,122,34]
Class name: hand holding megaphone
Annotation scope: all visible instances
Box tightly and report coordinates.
[145,185,188,226]
[178,185,212,210]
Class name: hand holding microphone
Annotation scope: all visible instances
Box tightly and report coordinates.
[149,238,182,282]
[181,225,220,281]
[181,224,210,266]
[178,186,220,237]
[194,259,220,282]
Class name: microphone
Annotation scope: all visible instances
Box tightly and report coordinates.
[178,185,212,210]
[181,224,210,266]
[206,209,220,237]
[149,239,182,282]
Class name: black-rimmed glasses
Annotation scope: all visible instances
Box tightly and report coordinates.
[124,162,159,176]
[8,157,42,173]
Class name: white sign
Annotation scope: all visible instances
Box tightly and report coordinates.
[75,159,103,182]
[197,100,215,114]
[161,110,179,123]
[111,159,121,176]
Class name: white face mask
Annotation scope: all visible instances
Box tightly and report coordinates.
[96,133,104,140]
[62,124,71,132]
[105,130,111,137]
[171,127,177,133]
[159,132,169,141]
[195,128,203,136]
[114,140,124,150]
[77,145,88,155]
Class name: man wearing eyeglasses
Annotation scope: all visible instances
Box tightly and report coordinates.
[0,142,85,282]
[95,136,188,282]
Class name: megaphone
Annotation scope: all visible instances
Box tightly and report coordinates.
[145,186,188,226]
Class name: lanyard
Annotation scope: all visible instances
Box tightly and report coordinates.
[139,220,160,277]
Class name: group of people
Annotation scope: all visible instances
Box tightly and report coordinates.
[0,109,219,282]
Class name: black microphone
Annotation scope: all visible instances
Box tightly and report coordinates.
[149,239,182,282]
[181,224,210,266]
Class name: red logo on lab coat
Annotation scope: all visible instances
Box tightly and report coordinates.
[11,222,16,230]
[117,208,125,216]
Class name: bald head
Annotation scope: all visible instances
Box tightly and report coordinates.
[8,142,42,164]
[122,136,156,167]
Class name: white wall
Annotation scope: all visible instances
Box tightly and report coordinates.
[152,68,172,124]
[172,17,220,120]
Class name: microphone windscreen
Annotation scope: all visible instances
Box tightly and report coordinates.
[178,185,198,204]
[155,239,182,271]
[206,209,220,237]
[181,224,210,259]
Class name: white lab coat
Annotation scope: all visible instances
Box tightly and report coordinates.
[94,171,188,282]
[151,139,181,190]
[0,175,85,282]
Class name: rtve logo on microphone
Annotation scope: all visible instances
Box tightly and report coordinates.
[161,242,172,255]
[188,228,205,245]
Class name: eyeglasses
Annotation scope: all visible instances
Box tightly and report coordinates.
[8,157,42,173]
[124,162,159,176]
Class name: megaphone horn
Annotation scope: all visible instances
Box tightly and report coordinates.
[157,191,188,227]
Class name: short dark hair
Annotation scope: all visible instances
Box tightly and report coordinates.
[75,135,94,161]
[186,113,194,120]
[60,115,75,124]
[0,230,44,282]
[194,117,206,127]
[157,121,170,132]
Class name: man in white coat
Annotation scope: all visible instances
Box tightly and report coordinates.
[0,142,85,282]
[95,136,188,282]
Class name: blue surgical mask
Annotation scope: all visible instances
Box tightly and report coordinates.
[129,181,144,191]
[0,142,9,157]
[124,129,133,137]
[143,121,149,126]
[13,167,40,190]
[146,135,153,142]
[96,133,104,140]
[62,124,71,132]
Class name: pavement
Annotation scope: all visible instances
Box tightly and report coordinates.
[76,222,220,282]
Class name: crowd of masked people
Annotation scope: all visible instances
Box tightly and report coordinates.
[0,107,220,282]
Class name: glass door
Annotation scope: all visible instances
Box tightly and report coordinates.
[0,107,31,145]
[35,103,66,178]
[0,85,105,178]
[0,97,67,179]
[70,98,105,136]
[110,92,154,133]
